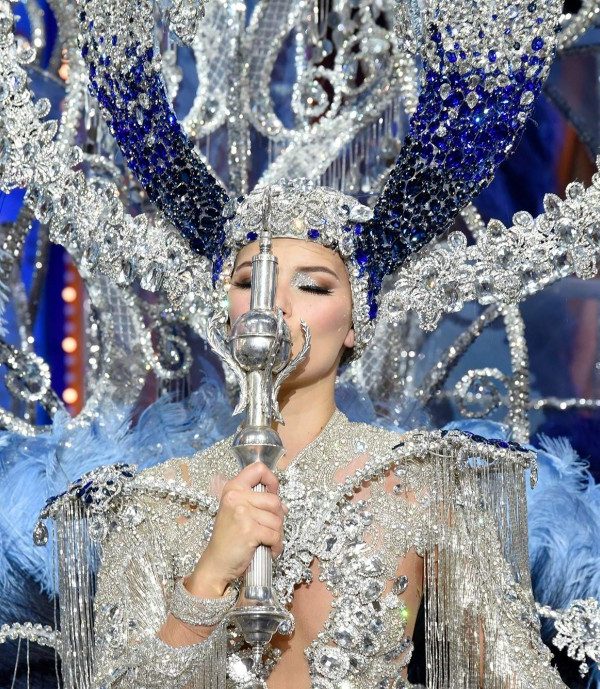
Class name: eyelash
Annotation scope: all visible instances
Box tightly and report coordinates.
[233,282,332,295]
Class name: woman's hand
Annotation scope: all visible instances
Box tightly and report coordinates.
[187,463,287,598]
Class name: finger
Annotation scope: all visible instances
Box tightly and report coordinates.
[246,492,285,517]
[254,525,282,550]
[233,463,279,494]
[246,505,283,533]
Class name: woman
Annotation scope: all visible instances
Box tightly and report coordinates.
[68,0,567,683]
[91,184,566,689]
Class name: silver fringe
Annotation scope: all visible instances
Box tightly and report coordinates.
[55,500,96,689]
[402,435,539,688]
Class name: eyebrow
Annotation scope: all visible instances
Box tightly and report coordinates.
[234,262,340,281]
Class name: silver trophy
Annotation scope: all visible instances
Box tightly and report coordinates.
[207,189,311,673]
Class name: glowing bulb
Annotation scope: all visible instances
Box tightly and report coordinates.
[62,387,78,404]
[62,336,77,353]
[62,286,77,302]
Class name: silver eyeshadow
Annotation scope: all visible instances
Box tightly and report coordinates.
[233,271,331,291]
[290,272,331,291]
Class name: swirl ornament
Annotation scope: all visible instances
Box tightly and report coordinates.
[454,367,509,419]
[537,598,600,678]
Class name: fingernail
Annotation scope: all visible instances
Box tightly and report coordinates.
[283,502,289,513]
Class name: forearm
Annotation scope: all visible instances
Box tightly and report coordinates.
[95,565,235,688]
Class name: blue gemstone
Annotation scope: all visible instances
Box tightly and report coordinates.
[488,49,497,63]
[369,301,378,319]
[446,51,457,63]
[445,91,463,108]
[354,223,363,235]
[355,249,368,266]
[308,229,320,239]
[531,37,544,51]
[246,231,258,241]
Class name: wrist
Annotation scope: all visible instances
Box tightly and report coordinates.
[170,578,238,628]
[188,561,231,599]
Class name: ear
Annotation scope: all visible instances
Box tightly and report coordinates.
[344,326,355,349]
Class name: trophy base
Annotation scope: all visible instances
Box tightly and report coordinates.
[228,589,293,647]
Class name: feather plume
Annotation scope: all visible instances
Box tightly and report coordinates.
[0,384,236,596]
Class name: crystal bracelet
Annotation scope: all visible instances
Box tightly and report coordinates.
[170,578,238,627]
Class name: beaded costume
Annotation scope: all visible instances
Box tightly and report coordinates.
[43,411,562,689]
[1,0,600,687]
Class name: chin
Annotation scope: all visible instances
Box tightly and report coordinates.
[280,355,341,392]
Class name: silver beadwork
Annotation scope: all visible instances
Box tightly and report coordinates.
[170,578,238,627]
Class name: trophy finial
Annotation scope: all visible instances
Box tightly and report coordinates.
[259,187,273,255]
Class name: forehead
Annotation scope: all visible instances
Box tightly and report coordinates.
[233,237,346,271]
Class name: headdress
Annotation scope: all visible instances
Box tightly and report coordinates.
[3,1,600,683]
[76,0,562,356]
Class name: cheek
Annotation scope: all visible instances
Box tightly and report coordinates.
[228,289,251,322]
[305,294,352,340]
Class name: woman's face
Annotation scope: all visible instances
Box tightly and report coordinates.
[228,238,355,386]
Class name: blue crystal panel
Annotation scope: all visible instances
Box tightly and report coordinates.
[80,4,230,270]
[358,8,558,313]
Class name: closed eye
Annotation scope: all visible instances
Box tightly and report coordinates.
[299,285,332,295]
[232,282,332,295]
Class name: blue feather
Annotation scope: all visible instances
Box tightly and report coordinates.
[0,384,236,596]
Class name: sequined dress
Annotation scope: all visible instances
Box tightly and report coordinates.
[92,410,566,689]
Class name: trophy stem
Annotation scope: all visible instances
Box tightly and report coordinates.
[211,189,306,675]
[228,434,293,651]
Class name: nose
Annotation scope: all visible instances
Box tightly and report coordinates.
[274,282,292,319]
